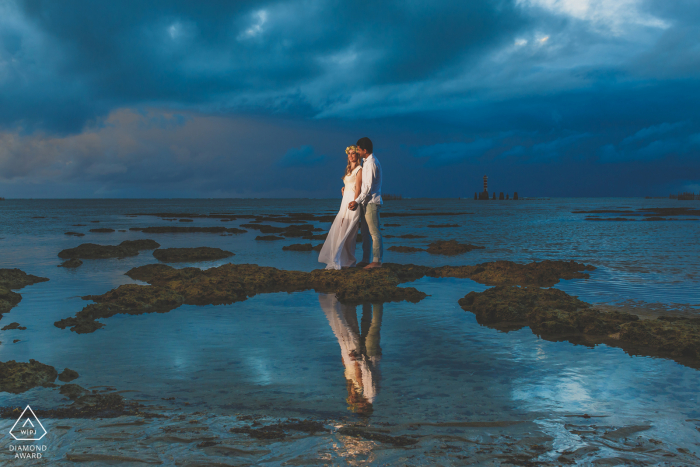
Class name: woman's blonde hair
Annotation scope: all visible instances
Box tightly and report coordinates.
[343,145,360,178]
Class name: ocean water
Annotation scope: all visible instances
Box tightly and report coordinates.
[1,198,699,465]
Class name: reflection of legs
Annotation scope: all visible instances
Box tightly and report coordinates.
[359,304,372,355]
[359,205,371,263]
[364,204,383,263]
[365,303,383,358]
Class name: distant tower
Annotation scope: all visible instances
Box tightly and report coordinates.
[483,175,488,192]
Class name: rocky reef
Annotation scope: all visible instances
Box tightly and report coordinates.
[256,235,284,241]
[1,384,146,419]
[59,258,83,268]
[55,283,186,333]
[458,286,700,368]
[58,240,160,259]
[387,240,485,256]
[0,268,50,290]
[426,240,484,255]
[131,226,246,234]
[54,260,595,333]
[153,247,234,262]
[0,268,49,316]
[0,287,22,316]
[618,317,700,364]
[430,259,596,287]
[58,368,80,382]
[388,246,424,253]
[282,243,323,252]
[0,359,58,393]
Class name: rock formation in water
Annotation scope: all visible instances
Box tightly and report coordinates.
[458,285,700,369]
[0,268,49,317]
[153,247,234,262]
[58,240,160,259]
[54,260,595,334]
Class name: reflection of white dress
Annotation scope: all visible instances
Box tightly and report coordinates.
[318,294,379,404]
[318,165,362,270]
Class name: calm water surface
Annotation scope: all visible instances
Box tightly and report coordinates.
[1,198,699,465]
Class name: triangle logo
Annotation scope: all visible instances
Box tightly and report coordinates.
[9,406,47,441]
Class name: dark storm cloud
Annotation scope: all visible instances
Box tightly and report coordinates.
[1,0,700,197]
[0,0,530,133]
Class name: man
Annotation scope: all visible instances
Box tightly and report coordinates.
[348,137,383,269]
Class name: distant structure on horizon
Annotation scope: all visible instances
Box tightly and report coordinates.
[473,175,518,200]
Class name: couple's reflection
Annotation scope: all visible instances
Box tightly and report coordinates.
[318,294,382,415]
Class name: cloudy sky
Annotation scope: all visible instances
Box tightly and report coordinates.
[0,0,698,198]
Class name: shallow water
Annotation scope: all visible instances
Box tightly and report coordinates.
[1,198,700,465]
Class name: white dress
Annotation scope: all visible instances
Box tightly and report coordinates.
[318,165,362,269]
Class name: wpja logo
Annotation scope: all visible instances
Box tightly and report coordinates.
[8,406,48,460]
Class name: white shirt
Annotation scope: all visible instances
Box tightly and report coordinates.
[354,154,382,205]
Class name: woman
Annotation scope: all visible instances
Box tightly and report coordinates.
[318,146,363,269]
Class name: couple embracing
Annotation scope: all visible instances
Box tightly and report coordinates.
[318,137,383,270]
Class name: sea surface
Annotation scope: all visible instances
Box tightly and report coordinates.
[1,198,699,465]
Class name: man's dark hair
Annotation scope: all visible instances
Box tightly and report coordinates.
[356,137,373,154]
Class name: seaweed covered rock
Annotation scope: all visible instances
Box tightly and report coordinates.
[0,269,49,315]
[54,260,599,334]
[121,239,160,250]
[458,285,637,336]
[59,383,88,400]
[0,287,22,315]
[38,384,138,418]
[56,263,429,332]
[0,268,50,289]
[619,317,700,361]
[0,359,58,394]
[388,246,424,253]
[135,226,246,234]
[54,284,185,333]
[58,240,160,259]
[1,322,26,330]
[58,258,83,268]
[58,368,80,382]
[457,285,700,368]
[426,240,484,255]
[256,235,284,241]
[89,228,115,233]
[153,247,234,262]
[431,260,596,287]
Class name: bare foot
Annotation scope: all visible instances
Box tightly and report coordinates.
[363,262,382,269]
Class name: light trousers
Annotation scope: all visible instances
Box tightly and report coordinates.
[360,203,383,263]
